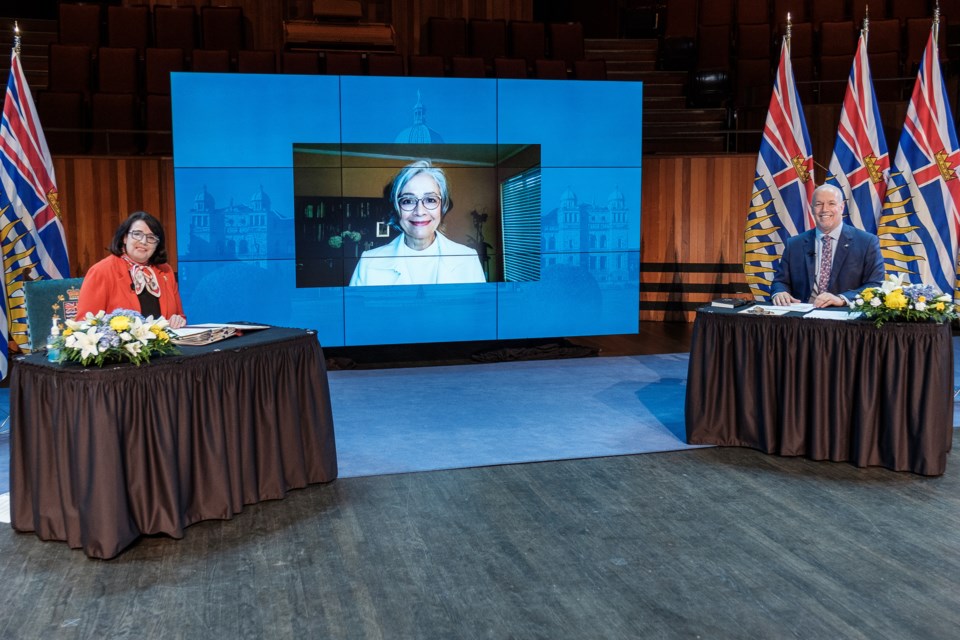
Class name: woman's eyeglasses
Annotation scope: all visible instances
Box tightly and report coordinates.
[129,230,160,245]
[397,194,441,212]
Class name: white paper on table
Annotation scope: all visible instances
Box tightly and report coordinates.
[169,327,212,338]
[188,323,271,330]
[738,305,794,316]
[789,303,815,312]
[803,309,863,321]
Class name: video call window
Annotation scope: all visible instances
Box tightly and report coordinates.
[293,143,541,288]
[171,73,643,346]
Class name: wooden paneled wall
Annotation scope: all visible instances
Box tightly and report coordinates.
[54,154,758,324]
[639,155,755,322]
[53,157,178,276]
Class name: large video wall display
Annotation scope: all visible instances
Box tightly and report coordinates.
[171,73,643,346]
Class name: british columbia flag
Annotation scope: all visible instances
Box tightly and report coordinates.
[826,28,889,235]
[880,20,960,298]
[0,39,71,377]
[743,38,815,300]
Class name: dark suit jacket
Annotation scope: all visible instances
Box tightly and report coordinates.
[771,224,885,302]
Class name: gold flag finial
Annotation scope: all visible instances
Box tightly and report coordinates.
[13,21,20,56]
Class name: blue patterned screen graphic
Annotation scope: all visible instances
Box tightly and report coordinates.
[171,74,642,346]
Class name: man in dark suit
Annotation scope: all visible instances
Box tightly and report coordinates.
[771,183,885,308]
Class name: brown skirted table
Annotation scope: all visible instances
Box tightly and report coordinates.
[685,307,954,476]
[10,326,338,559]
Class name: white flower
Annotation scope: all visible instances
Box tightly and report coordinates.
[72,326,104,360]
[132,324,156,344]
[856,299,864,306]
[124,341,143,357]
[937,294,952,302]
[143,315,170,331]
[915,301,927,311]
[870,298,882,307]
[880,274,907,294]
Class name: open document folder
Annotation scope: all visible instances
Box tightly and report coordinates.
[737,304,862,321]
[170,323,270,346]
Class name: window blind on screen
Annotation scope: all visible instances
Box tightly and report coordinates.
[500,167,541,282]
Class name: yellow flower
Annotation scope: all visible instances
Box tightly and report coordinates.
[935,302,945,311]
[157,330,169,341]
[862,289,874,302]
[150,325,161,335]
[109,315,131,332]
[884,289,908,310]
[63,328,73,337]
[918,296,926,303]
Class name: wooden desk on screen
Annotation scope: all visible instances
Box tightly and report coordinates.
[10,327,338,559]
[685,307,953,476]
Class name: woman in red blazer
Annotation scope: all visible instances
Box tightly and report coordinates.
[77,211,187,328]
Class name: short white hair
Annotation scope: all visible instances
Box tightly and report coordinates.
[813,183,844,206]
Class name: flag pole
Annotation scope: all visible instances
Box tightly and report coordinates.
[743,10,815,298]
[934,0,940,43]
[0,17,72,364]
[0,21,13,377]
[785,12,792,54]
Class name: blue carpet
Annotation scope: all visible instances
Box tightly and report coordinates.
[2,339,960,494]
[330,353,705,479]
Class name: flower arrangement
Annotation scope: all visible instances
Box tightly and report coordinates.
[850,274,959,327]
[50,309,179,366]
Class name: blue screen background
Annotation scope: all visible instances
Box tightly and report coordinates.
[171,73,642,346]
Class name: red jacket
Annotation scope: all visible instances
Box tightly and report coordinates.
[77,254,186,321]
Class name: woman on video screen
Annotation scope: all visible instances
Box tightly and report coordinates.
[349,160,486,286]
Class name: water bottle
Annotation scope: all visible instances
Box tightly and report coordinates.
[46,316,60,362]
